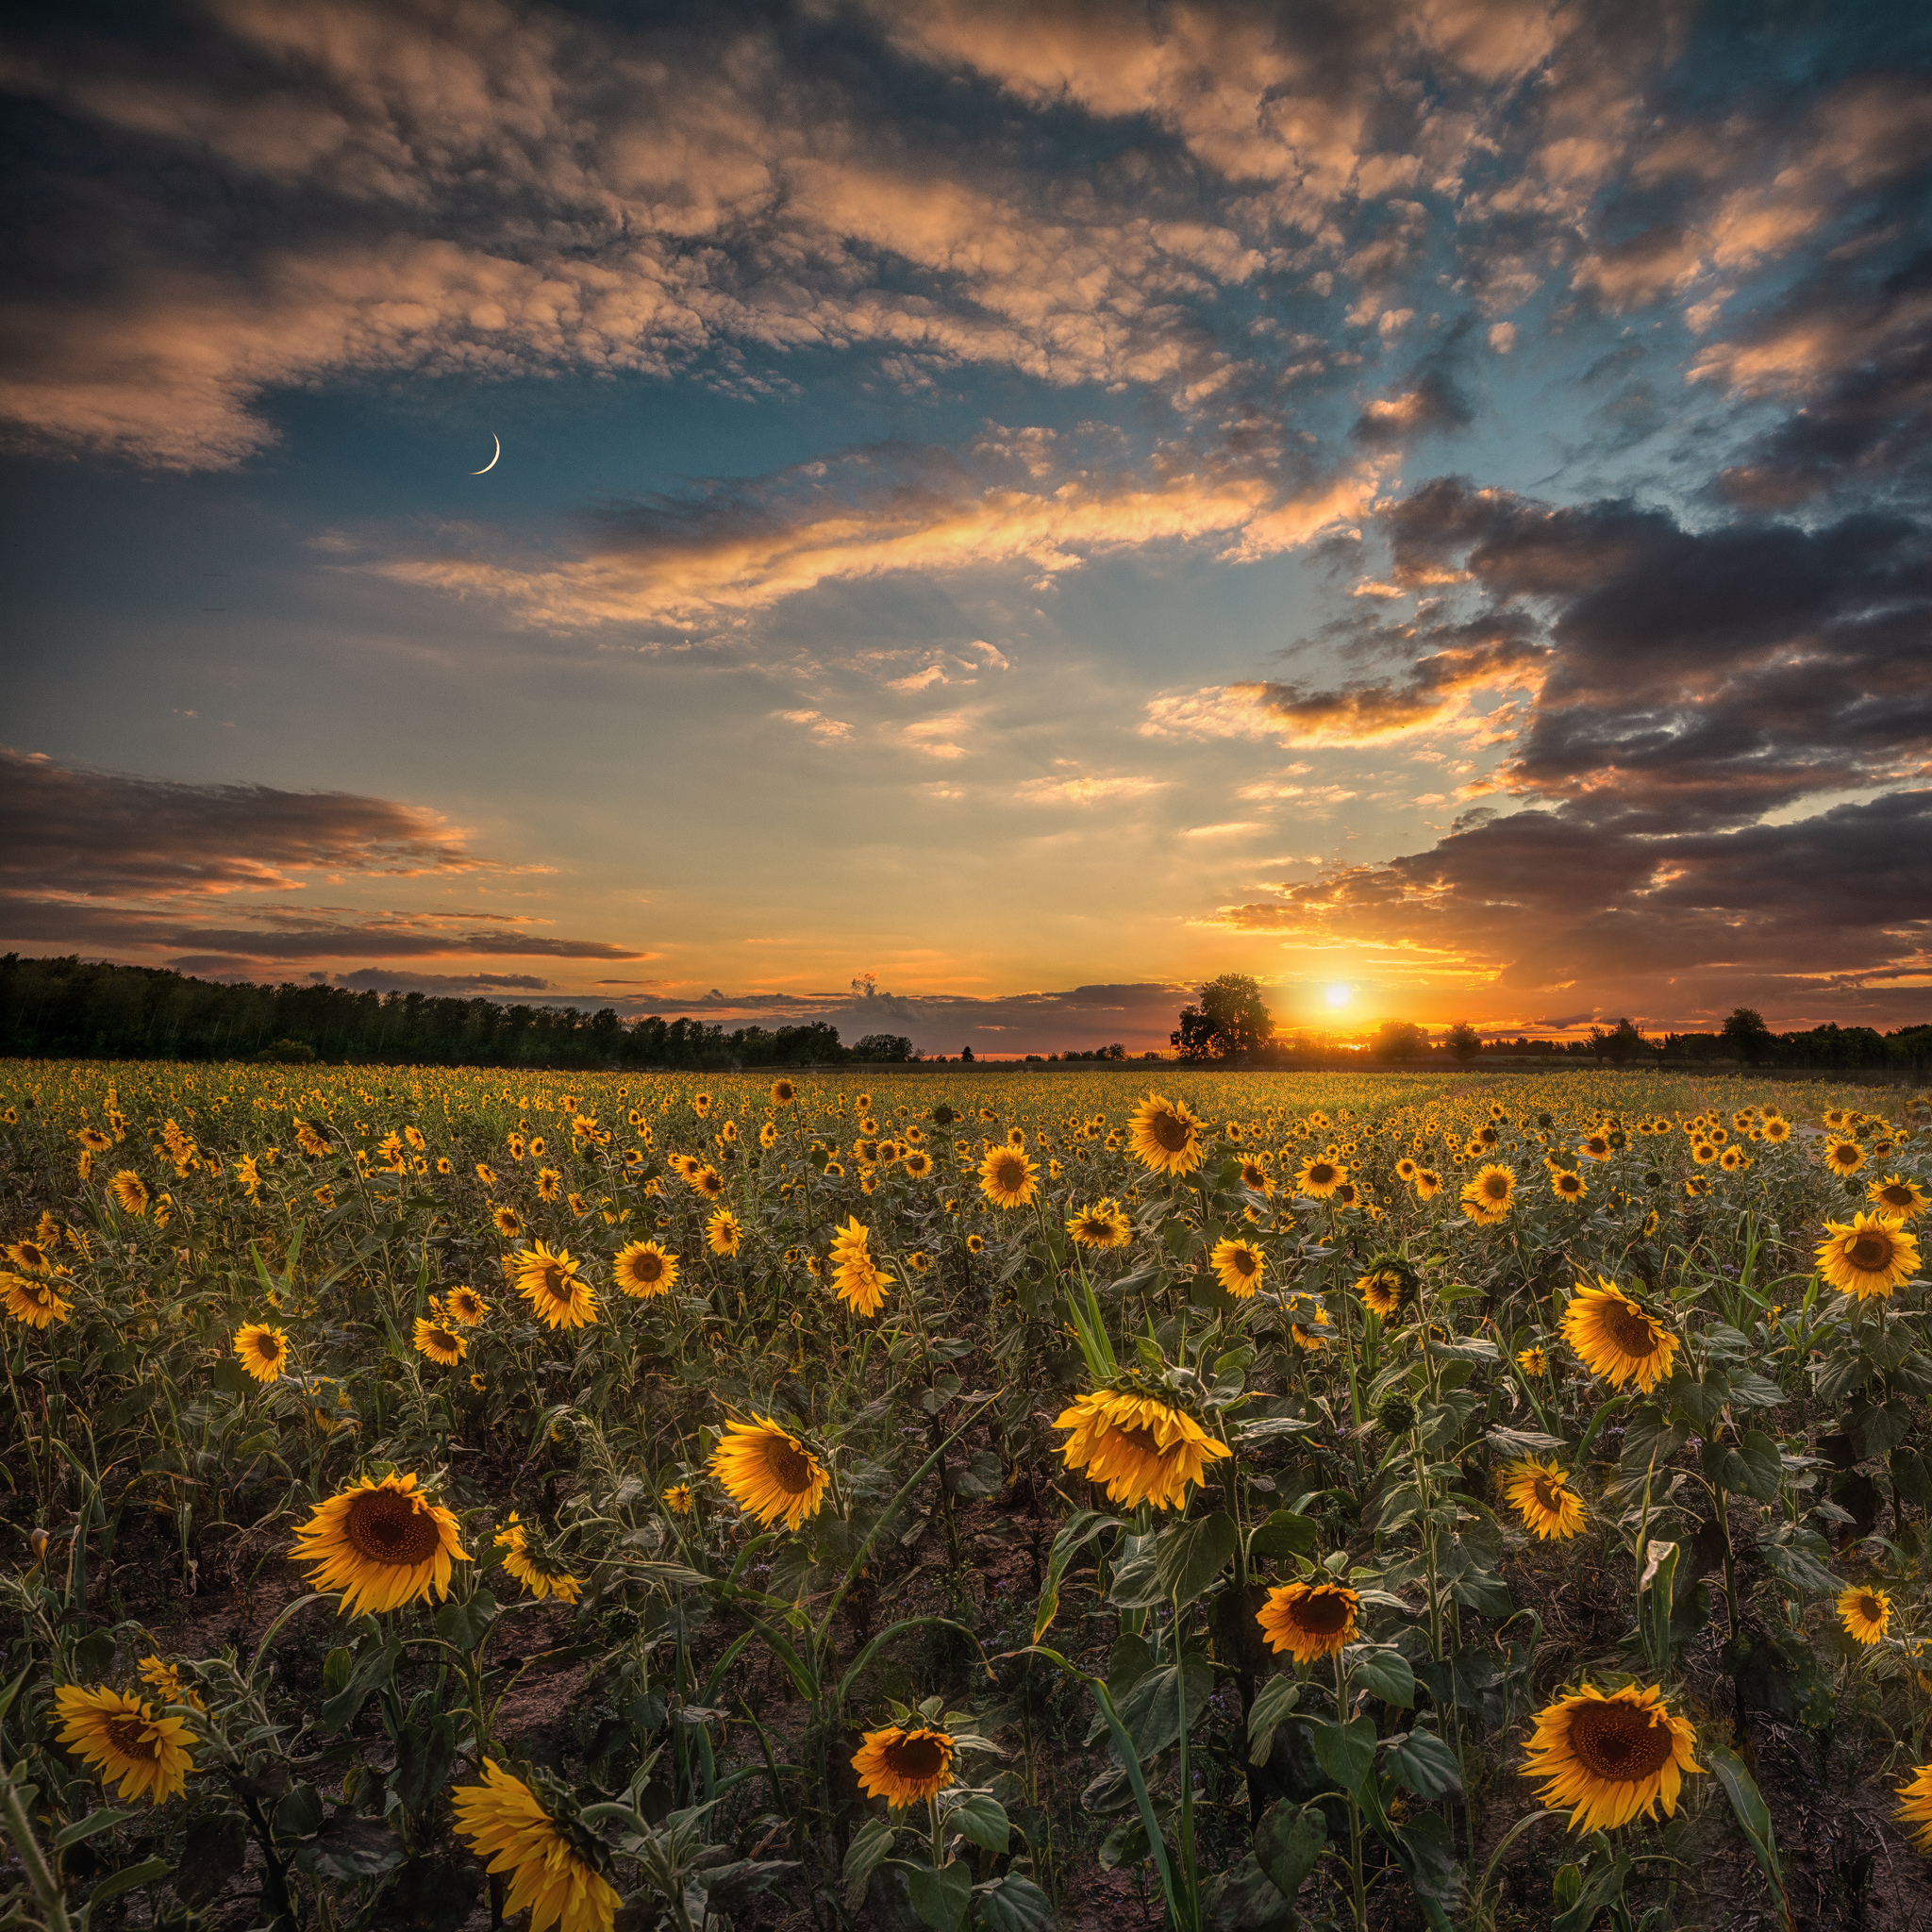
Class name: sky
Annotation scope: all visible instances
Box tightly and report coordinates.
[3,0,1930,1057]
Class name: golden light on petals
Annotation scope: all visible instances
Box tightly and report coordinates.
[1838,1584,1891,1645]
[233,1322,289,1383]
[1562,1277,1679,1393]
[453,1760,620,1932]
[291,1471,472,1615]
[852,1725,956,1807]
[1127,1094,1205,1175]
[1051,1389,1230,1511]
[1256,1581,1360,1662]
[1522,1683,1703,1833]
[1896,1763,1932,1850]
[613,1240,678,1297]
[1208,1237,1265,1298]
[514,1241,598,1329]
[1502,1457,1587,1541]
[978,1145,1040,1208]
[709,1415,828,1530]
[1816,1212,1920,1301]
[53,1684,196,1804]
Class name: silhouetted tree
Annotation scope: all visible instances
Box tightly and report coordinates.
[1372,1020,1426,1061]
[1722,1007,1774,1064]
[1173,974,1273,1059]
[1444,1021,1481,1063]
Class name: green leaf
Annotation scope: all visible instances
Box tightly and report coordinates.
[1201,1855,1295,1932]
[1553,1851,1633,1932]
[1105,1532,1165,1609]
[1349,1646,1415,1708]
[1114,1656,1213,1759]
[1705,1431,1781,1503]
[273,1783,325,1843]
[1705,1740,1790,1925]
[973,1874,1056,1932]
[1759,1524,1840,1596]
[904,1857,974,1932]
[1383,1726,1462,1798]
[1485,1426,1566,1457]
[946,1449,1005,1499]
[1247,1510,1318,1562]
[174,1810,248,1908]
[1154,1510,1240,1607]
[434,1590,500,1651]
[1247,1674,1301,1765]
[291,1811,407,1881]
[949,1792,1010,1854]
[1253,1799,1325,1902]
[1388,1809,1463,1910]
[843,1818,897,1913]
[1619,1406,1688,1478]
[86,1857,171,1905]
[1308,1715,1376,1795]
[53,1807,131,1850]
[317,1635,400,1734]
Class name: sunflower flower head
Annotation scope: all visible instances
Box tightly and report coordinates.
[1256,1580,1360,1663]
[1128,1094,1205,1176]
[495,1511,583,1605]
[828,1217,894,1316]
[978,1144,1040,1208]
[1522,1682,1703,1833]
[1051,1385,1231,1511]
[233,1322,289,1384]
[291,1471,471,1615]
[1839,1583,1892,1646]
[514,1241,598,1330]
[1502,1457,1587,1541]
[53,1684,197,1804]
[1208,1237,1265,1299]
[453,1760,620,1932]
[1816,1212,1920,1301]
[852,1724,956,1808]
[613,1240,678,1298]
[1066,1199,1132,1250]
[710,1415,828,1530]
[1562,1277,1679,1393]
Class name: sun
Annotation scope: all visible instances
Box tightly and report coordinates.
[1324,983,1351,1008]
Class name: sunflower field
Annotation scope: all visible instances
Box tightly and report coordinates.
[1,1059,1929,1932]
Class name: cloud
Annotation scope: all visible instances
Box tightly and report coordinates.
[329,968,556,993]
[777,708,854,742]
[1015,773,1169,804]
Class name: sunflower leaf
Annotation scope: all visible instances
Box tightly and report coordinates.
[973,1872,1057,1932]
[1246,1674,1301,1765]
[1349,1646,1416,1708]
[842,1817,898,1912]
[1308,1715,1376,1795]
[902,1856,974,1932]
[1153,1511,1241,1608]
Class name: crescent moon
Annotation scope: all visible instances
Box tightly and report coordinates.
[471,434,500,475]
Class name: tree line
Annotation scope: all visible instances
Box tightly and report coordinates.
[0,956,915,1070]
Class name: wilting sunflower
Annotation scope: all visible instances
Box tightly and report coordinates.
[1839,1583,1891,1645]
[1209,1238,1265,1299]
[1551,1169,1588,1203]
[233,1323,289,1383]
[1356,1266,1405,1318]
[1297,1157,1346,1199]
[4,1272,72,1327]
[1898,1764,1932,1850]
[413,1317,467,1366]
[1461,1164,1516,1224]
[706,1208,743,1257]
[978,1145,1040,1209]
[452,1760,620,1932]
[852,1725,956,1807]
[53,1684,196,1804]
[1502,1457,1587,1541]
[1128,1093,1206,1175]
[491,1205,524,1239]
[1563,1278,1679,1392]
[1256,1580,1360,1663]
[613,1240,678,1298]
[108,1171,150,1215]
[1065,1199,1130,1249]
[445,1286,490,1325]
[495,1512,583,1605]
[1870,1174,1930,1221]
[514,1242,598,1329]
[1522,1683,1703,1833]
[711,1415,828,1530]
[1052,1388,1231,1510]
[1816,1211,1921,1300]
[291,1470,471,1615]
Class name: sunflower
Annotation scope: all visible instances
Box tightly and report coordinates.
[1239,1158,1275,1198]
[233,1323,289,1383]
[53,1684,196,1804]
[1127,1093,1206,1175]
[1870,1174,1930,1221]
[1578,1133,1612,1161]
[491,1205,524,1238]
[1356,1266,1405,1318]
[1522,1683,1703,1833]
[966,1233,985,1255]
[291,1471,471,1615]
[1297,1157,1345,1199]
[1413,1167,1442,1200]
[614,1241,678,1298]
[903,1148,934,1178]
[1209,1238,1265,1299]
[852,1725,956,1807]
[77,1126,111,1153]
[136,1655,204,1713]
[706,1208,743,1257]
[446,1286,490,1324]
[452,1760,620,1932]
[979,1145,1040,1208]
[1461,1164,1516,1224]
[1899,1765,1932,1850]
[1256,1581,1360,1663]
[7,1237,53,1274]
[662,1483,693,1515]
[1064,1199,1130,1250]
[1816,1212,1921,1300]
[1502,1457,1587,1541]
[828,1217,893,1316]
[413,1318,467,1366]
[691,1164,725,1199]
[1690,1140,1718,1166]
[1394,1157,1419,1182]
[771,1079,796,1105]
[495,1512,583,1605]
[1563,1278,1679,1392]
[109,1171,150,1215]
[711,1415,828,1530]
[1551,1169,1588,1203]
[1051,1389,1231,1510]
[1839,1583,1891,1645]
[1825,1138,1867,1174]
[514,1242,598,1329]
[4,1272,72,1327]
[1516,1344,1547,1376]
[1762,1117,1792,1143]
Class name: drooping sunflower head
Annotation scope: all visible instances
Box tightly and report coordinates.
[1839,1583,1891,1645]
[452,1761,620,1929]
[1816,1211,1920,1301]
[1502,1457,1587,1541]
[710,1415,829,1530]
[445,1286,490,1325]
[412,1317,467,1366]
[1562,1277,1679,1392]
[53,1684,196,1805]
[233,1322,289,1384]
[694,1164,725,1199]
[1522,1682,1703,1833]
[1869,1174,1929,1221]
[978,1144,1040,1209]
[852,1724,957,1808]
[1355,1263,1408,1318]
[1051,1388,1231,1510]
[109,1172,150,1216]
[1209,1238,1265,1298]
[614,1240,678,1298]
[706,1208,743,1257]
[5,1272,73,1328]
[1256,1580,1360,1662]
[514,1241,598,1329]
[493,1511,583,1605]
[1128,1094,1206,1175]
[291,1471,471,1616]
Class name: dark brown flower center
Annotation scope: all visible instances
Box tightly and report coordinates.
[992,1156,1026,1188]
[761,1437,814,1494]
[1567,1701,1673,1781]
[344,1489,442,1567]
[253,1335,279,1360]
[1148,1110,1192,1152]
[1878,1186,1912,1208]
[1290,1590,1354,1635]
[1856,1593,1883,1623]
[105,1716,161,1760]
[1532,1475,1565,1513]
[884,1733,950,1781]
[1113,1424,1167,1458]
[1846,1235,1892,1272]
[1307,1162,1337,1186]
[533,1264,569,1300]
[1480,1174,1510,1201]
[1226,1249,1258,1277]
[1599,1298,1662,1355]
